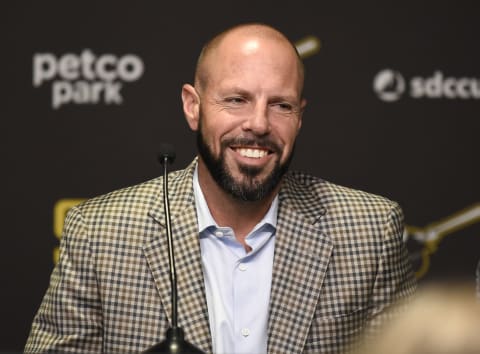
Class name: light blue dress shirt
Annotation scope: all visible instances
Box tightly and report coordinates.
[193,167,278,354]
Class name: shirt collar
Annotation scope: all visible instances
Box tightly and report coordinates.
[192,164,278,233]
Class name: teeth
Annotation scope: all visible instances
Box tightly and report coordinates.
[237,148,268,158]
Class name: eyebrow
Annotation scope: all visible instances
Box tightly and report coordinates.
[268,95,300,103]
[219,87,299,102]
[219,87,251,97]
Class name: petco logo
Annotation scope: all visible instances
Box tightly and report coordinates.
[373,69,480,102]
[33,49,144,109]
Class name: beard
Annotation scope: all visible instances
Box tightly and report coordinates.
[196,120,294,202]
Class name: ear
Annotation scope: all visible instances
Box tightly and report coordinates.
[182,84,201,131]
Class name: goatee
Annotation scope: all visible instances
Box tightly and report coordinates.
[196,122,294,201]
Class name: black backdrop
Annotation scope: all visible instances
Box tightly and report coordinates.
[3,2,479,351]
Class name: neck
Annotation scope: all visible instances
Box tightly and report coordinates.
[197,159,279,244]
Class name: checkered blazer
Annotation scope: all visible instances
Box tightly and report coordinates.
[25,159,416,354]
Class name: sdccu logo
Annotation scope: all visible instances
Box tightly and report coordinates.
[33,49,144,109]
[373,69,480,102]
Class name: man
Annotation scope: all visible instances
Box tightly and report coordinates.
[25,23,416,354]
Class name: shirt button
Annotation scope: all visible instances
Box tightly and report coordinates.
[241,328,250,337]
[238,263,247,271]
[214,231,224,238]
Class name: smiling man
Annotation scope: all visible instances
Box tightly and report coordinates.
[26,24,416,354]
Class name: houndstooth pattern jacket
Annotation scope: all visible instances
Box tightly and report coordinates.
[25,159,416,354]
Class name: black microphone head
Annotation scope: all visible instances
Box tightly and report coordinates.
[159,143,176,165]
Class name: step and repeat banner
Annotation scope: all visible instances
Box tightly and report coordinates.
[4,2,479,351]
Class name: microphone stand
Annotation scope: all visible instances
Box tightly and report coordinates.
[144,145,205,354]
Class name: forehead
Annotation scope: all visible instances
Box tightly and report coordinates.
[201,33,303,95]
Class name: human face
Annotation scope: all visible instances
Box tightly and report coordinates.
[183,35,305,201]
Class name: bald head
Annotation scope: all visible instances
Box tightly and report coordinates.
[194,23,304,95]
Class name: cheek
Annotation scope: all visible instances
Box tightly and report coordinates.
[275,122,300,147]
[203,114,241,142]
[200,119,233,155]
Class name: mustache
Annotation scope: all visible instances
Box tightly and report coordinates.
[222,136,282,153]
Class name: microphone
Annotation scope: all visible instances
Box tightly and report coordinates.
[159,143,176,165]
[144,143,205,354]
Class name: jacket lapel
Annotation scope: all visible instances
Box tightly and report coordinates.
[267,174,334,354]
[143,161,212,353]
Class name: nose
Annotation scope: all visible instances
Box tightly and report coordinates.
[242,103,271,135]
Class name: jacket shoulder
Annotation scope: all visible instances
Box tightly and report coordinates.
[285,170,400,213]
[76,176,162,216]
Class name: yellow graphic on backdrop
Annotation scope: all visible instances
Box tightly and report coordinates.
[295,36,322,59]
[53,198,86,263]
[405,203,480,278]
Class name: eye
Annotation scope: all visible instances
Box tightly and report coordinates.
[278,103,293,111]
[225,96,246,105]
[271,102,294,113]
